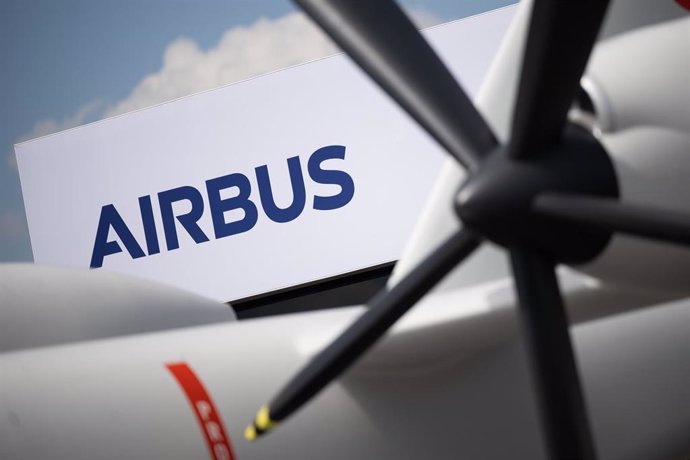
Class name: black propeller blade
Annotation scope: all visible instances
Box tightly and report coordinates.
[248,1,613,458]
[510,248,596,460]
[295,0,498,170]
[245,228,481,440]
[502,2,610,458]
[509,0,610,158]
[534,193,690,247]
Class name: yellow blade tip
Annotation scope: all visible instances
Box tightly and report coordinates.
[244,425,257,442]
[256,405,277,430]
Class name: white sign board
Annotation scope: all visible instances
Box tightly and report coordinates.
[17,6,515,303]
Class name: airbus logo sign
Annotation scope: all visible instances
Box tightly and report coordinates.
[91,146,354,268]
[16,6,515,302]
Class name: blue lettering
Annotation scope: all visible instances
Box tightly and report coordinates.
[308,145,355,211]
[139,195,160,256]
[255,156,306,223]
[90,204,145,268]
[158,186,210,251]
[206,173,258,238]
[91,146,355,266]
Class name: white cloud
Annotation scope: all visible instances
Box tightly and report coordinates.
[8,99,103,170]
[105,12,339,117]
[106,8,441,117]
[19,99,103,142]
[16,8,441,150]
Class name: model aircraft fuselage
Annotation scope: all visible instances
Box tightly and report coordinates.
[2,1,689,459]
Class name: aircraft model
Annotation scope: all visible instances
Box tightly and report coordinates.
[1,0,689,459]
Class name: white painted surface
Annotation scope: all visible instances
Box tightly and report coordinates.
[392,11,690,296]
[0,264,235,352]
[389,0,530,290]
[584,17,690,133]
[1,270,688,460]
[16,7,516,303]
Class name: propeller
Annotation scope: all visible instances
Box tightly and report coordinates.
[509,249,596,460]
[508,0,610,158]
[244,228,480,441]
[500,1,608,458]
[247,1,621,459]
[294,0,497,171]
[534,193,690,248]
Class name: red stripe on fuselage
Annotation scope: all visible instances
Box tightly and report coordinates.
[166,362,235,460]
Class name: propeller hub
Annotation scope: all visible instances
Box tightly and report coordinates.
[456,125,618,264]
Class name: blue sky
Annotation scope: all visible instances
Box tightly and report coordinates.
[0,0,516,262]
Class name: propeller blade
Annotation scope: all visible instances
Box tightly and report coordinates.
[509,248,596,459]
[534,193,690,247]
[293,0,498,170]
[509,0,610,158]
[245,228,481,441]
